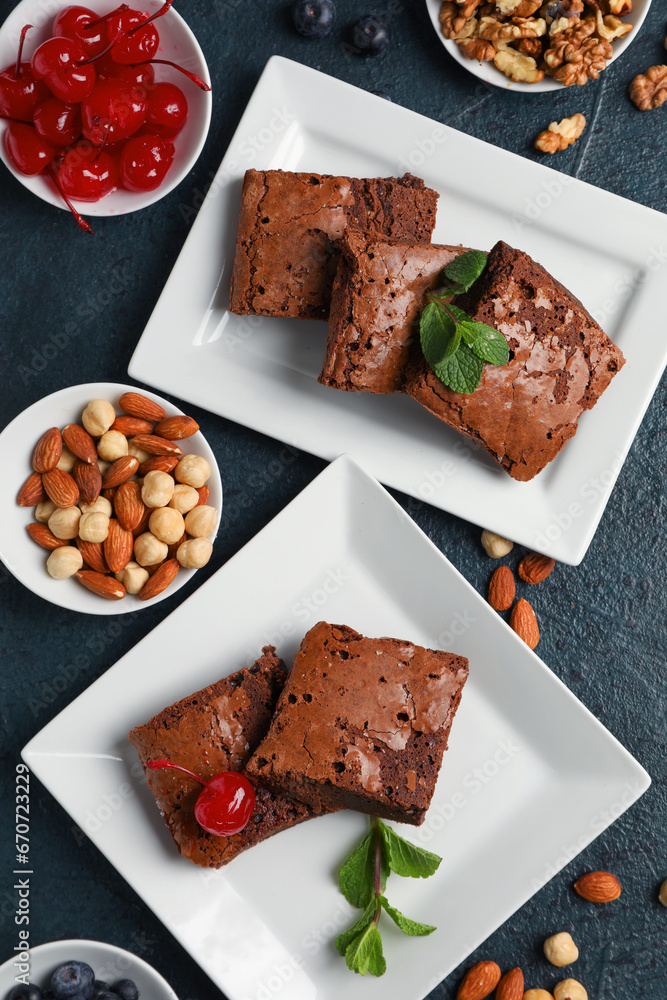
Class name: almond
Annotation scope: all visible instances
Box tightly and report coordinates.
[62,423,97,464]
[119,391,166,422]
[132,505,152,538]
[139,557,179,600]
[154,415,199,440]
[76,570,126,600]
[137,454,179,476]
[73,459,102,505]
[103,518,133,573]
[488,565,515,611]
[115,481,145,531]
[510,598,540,649]
[76,538,109,575]
[518,552,556,585]
[17,472,45,507]
[102,487,117,503]
[32,427,62,472]
[457,961,501,1000]
[130,433,183,457]
[101,455,140,489]
[495,967,524,1000]
[167,531,187,560]
[42,468,79,508]
[27,523,68,551]
[573,871,621,903]
[111,415,154,436]
[196,485,209,506]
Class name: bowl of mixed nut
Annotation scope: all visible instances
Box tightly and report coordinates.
[426,0,651,92]
[0,382,222,614]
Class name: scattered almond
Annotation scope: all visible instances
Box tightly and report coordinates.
[118,391,166,422]
[510,598,540,649]
[111,415,154,436]
[76,538,109,575]
[32,427,62,473]
[573,871,621,903]
[154,415,199,440]
[130,433,184,457]
[62,423,97,464]
[103,519,134,574]
[457,960,502,1000]
[138,454,179,476]
[76,570,126,600]
[101,455,140,489]
[18,472,45,507]
[488,565,516,611]
[27,523,68,551]
[496,967,524,1000]
[139,558,179,601]
[73,459,102,505]
[42,469,79,508]
[114,481,145,531]
[518,552,556,585]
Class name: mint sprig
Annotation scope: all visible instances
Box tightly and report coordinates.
[419,250,509,394]
[336,817,440,977]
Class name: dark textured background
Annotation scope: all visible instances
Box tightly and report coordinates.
[0,0,665,997]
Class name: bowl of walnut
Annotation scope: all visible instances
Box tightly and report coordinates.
[0,382,222,615]
[426,0,651,93]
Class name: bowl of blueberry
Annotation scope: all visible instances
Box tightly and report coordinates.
[0,0,212,230]
[0,940,177,1000]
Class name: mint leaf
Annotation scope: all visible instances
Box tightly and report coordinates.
[442,250,488,293]
[336,899,377,956]
[339,831,388,908]
[420,302,460,367]
[344,924,387,977]
[378,821,442,878]
[434,342,484,395]
[467,323,510,366]
[379,896,436,936]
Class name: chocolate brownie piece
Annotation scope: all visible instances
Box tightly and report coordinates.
[229,169,439,320]
[245,622,469,826]
[403,240,626,482]
[128,647,316,868]
[319,230,469,394]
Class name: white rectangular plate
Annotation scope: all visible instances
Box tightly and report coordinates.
[24,455,650,1000]
[129,56,667,566]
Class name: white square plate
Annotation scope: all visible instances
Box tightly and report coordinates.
[129,56,667,566]
[23,455,650,1000]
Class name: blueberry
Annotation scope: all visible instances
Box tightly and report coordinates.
[351,15,391,56]
[50,962,95,1000]
[291,0,335,38]
[8,986,43,1000]
[370,90,392,101]
[110,982,139,1000]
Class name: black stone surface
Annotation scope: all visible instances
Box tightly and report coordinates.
[0,1,665,998]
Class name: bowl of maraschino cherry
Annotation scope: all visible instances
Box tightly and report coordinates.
[0,0,212,232]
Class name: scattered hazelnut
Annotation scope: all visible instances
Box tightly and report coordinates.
[48,506,82,540]
[79,511,110,544]
[174,454,210,488]
[544,931,579,967]
[554,980,587,1000]
[128,440,151,463]
[184,504,217,538]
[115,560,149,595]
[169,483,199,514]
[149,507,185,545]
[46,545,83,580]
[481,529,514,558]
[97,429,128,462]
[56,445,77,473]
[141,470,175,509]
[177,537,213,569]
[35,499,58,523]
[659,877,667,906]
[134,532,169,567]
[79,496,113,517]
[523,992,554,1000]
[82,399,115,437]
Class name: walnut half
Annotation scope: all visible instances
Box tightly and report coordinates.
[534,113,587,152]
[457,37,497,60]
[494,42,546,81]
[544,17,613,85]
[629,65,667,110]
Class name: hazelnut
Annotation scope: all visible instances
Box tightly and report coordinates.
[659,878,667,906]
[184,504,217,538]
[149,507,185,544]
[523,992,554,1000]
[544,931,579,967]
[481,529,514,558]
[174,454,210,488]
[134,532,169,567]
[169,484,199,514]
[79,511,110,543]
[97,430,128,462]
[82,399,115,437]
[141,470,174,509]
[115,560,149,595]
[56,445,77,473]
[79,496,113,517]
[128,440,151,463]
[48,506,82,540]
[46,545,83,580]
[35,499,58,523]
[554,980,587,1000]
[177,537,213,569]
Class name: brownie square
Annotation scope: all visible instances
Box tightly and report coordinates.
[245,622,469,826]
[229,169,439,321]
[319,230,469,394]
[403,240,626,482]
[128,647,316,868]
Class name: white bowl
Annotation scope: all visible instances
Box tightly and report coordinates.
[424,0,652,94]
[0,0,212,214]
[0,938,178,999]
[0,382,222,616]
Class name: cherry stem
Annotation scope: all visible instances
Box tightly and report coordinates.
[85,4,129,30]
[47,163,94,235]
[146,758,214,791]
[75,28,126,67]
[128,58,211,91]
[14,24,32,80]
[127,0,174,35]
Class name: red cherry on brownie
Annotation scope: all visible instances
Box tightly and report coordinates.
[0,25,50,122]
[146,759,256,837]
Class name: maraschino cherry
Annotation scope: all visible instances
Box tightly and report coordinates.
[58,140,118,200]
[146,759,256,837]
[94,51,154,88]
[0,25,49,122]
[107,0,173,65]
[120,133,174,190]
[33,97,81,146]
[31,36,96,103]
[4,122,56,174]
[144,81,186,138]
[81,77,146,145]
[52,6,108,59]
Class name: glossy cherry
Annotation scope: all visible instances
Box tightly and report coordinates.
[144,82,186,138]
[119,133,174,190]
[0,25,50,122]
[58,141,118,200]
[146,759,256,837]
[33,97,82,146]
[4,122,57,174]
[81,76,146,145]
[94,52,155,88]
[31,37,96,103]
[52,6,108,59]
[106,9,158,65]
